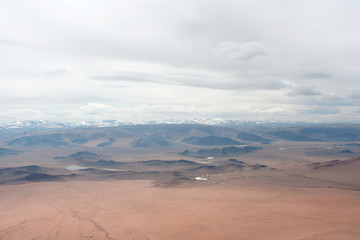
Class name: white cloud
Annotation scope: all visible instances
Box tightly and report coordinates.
[43,66,67,75]
[287,87,322,96]
[214,41,265,61]
[301,73,331,79]
[349,91,360,99]
[299,107,340,115]
[0,108,44,123]
[92,70,287,91]
[1,0,360,123]
[266,107,290,114]
[321,94,343,101]
[78,103,114,114]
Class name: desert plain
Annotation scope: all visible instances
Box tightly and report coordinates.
[0,124,360,240]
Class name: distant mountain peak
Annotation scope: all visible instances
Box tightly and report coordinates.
[2,119,319,130]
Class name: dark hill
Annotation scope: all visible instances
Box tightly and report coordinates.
[85,159,199,169]
[182,136,243,146]
[137,159,199,166]
[266,130,323,142]
[0,165,43,175]
[96,138,115,147]
[0,165,68,184]
[236,132,271,144]
[181,146,262,158]
[54,151,101,161]
[87,132,109,140]
[339,150,354,154]
[131,134,170,147]
[299,127,360,141]
[341,143,360,147]
[122,124,219,136]
[308,156,360,169]
[0,147,21,157]
[85,160,120,167]
[228,159,245,164]
[20,173,60,181]
[8,134,67,147]
[18,173,77,182]
[72,137,88,144]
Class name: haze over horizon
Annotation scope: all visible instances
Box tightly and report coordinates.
[1,0,360,124]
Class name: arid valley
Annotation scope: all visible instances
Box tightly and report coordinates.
[1,123,360,240]
[2,1,360,239]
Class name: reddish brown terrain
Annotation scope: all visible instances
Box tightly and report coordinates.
[0,124,360,239]
[0,179,359,240]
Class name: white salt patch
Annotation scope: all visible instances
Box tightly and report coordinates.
[195,177,208,181]
[99,168,119,171]
[66,165,88,171]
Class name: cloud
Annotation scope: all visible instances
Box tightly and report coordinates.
[253,107,291,114]
[92,72,162,84]
[0,38,22,46]
[214,41,266,61]
[321,94,343,101]
[301,73,331,79]
[91,71,287,91]
[349,91,360,99]
[78,103,115,115]
[0,108,44,123]
[265,107,289,114]
[299,107,340,115]
[287,87,322,96]
[354,108,360,114]
[43,66,67,76]
[1,1,360,123]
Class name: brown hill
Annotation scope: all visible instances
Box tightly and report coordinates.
[308,156,360,170]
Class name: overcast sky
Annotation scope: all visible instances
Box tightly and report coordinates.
[1,0,360,124]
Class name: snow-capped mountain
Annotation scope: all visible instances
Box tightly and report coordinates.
[1,119,314,131]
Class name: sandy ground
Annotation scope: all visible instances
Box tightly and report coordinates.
[0,180,360,240]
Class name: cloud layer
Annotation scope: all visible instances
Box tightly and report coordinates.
[1,0,360,123]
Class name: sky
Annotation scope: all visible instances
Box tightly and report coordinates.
[1,0,360,124]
